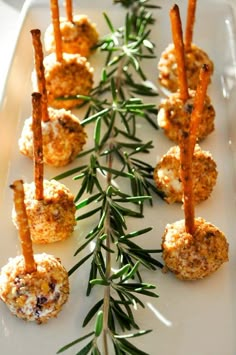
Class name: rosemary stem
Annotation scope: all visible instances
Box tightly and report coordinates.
[102,145,113,355]
[115,56,126,89]
[103,286,110,355]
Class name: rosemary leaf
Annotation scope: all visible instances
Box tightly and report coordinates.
[83,299,104,327]
[76,192,102,209]
[114,329,152,339]
[68,252,94,276]
[81,108,110,126]
[56,332,94,353]
[94,310,104,336]
[76,206,102,220]
[76,340,94,355]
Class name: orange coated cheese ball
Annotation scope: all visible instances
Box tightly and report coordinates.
[153,144,217,204]
[157,89,215,143]
[158,43,214,93]
[12,179,76,244]
[38,52,94,109]
[19,107,87,167]
[0,253,69,323]
[44,14,99,57]
[162,217,229,280]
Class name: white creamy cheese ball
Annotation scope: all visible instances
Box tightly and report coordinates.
[12,179,76,244]
[19,107,87,167]
[162,218,229,280]
[0,253,69,323]
[40,52,94,110]
[154,144,217,204]
[44,14,99,57]
[157,89,215,144]
[158,43,214,93]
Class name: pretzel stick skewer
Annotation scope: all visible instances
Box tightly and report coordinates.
[170,4,189,102]
[180,63,211,235]
[185,0,197,51]
[32,92,44,201]
[189,63,211,156]
[179,132,195,235]
[10,180,37,273]
[50,0,63,62]
[30,29,49,122]
[65,0,73,23]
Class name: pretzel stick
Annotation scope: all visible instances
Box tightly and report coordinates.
[185,0,197,51]
[32,92,44,201]
[30,29,49,122]
[189,64,211,156]
[50,0,63,62]
[179,64,210,235]
[170,4,189,102]
[65,0,73,22]
[179,132,195,235]
[10,180,37,273]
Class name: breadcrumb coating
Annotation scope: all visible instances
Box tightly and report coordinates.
[41,52,94,109]
[19,107,87,167]
[12,180,76,244]
[153,145,217,204]
[0,253,69,323]
[162,217,229,280]
[157,89,215,143]
[158,43,214,92]
[44,15,99,57]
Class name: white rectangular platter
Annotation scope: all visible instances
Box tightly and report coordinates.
[0,0,236,354]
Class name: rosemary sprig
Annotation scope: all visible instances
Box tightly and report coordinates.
[56,1,162,354]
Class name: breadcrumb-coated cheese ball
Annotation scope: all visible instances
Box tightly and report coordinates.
[153,144,217,204]
[0,253,69,323]
[44,15,99,57]
[158,43,214,93]
[162,217,229,280]
[12,179,76,244]
[157,89,215,143]
[19,107,87,167]
[40,52,93,109]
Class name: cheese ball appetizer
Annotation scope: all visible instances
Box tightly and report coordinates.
[34,52,94,109]
[158,43,214,93]
[157,89,215,143]
[153,144,217,204]
[12,179,76,244]
[0,253,69,323]
[19,107,87,167]
[162,217,229,280]
[44,14,99,57]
